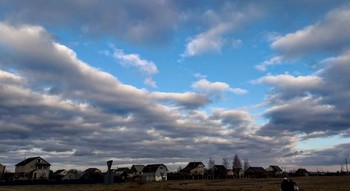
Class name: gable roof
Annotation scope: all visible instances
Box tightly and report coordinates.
[54,169,67,175]
[84,168,101,174]
[114,167,132,176]
[181,162,205,172]
[142,164,168,173]
[211,165,227,173]
[268,165,282,171]
[246,167,266,173]
[295,168,309,173]
[15,157,50,166]
[131,165,144,172]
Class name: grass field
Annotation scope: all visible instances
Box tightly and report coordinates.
[1,176,350,191]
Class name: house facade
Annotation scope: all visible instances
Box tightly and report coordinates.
[295,168,309,176]
[210,165,227,179]
[15,157,50,180]
[245,167,266,178]
[266,165,283,177]
[232,168,244,178]
[53,169,68,180]
[181,162,205,176]
[131,165,144,176]
[130,165,144,181]
[113,167,132,182]
[142,164,168,181]
[62,169,83,180]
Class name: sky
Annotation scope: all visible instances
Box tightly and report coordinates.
[0,0,350,172]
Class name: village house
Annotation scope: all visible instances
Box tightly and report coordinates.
[209,165,227,179]
[53,169,68,180]
[231,167,245,178]
[131,165,144,176]
[14,157,51,180]
[265,165,283,177]
[0,163,5,181]
[181,162,205,176]
[80,168,103,182]
[130,165,144,181]
[245,167,266,178]
[113,167,132,182]
[62,169,83,180]
[295,168,309,176]
[142,164,168,182]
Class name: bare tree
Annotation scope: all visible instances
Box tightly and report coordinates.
[222,157,229,169]
[232,154,242,169]
[208,157,215,169]
[177,165,182,173]
[243,158,250,170]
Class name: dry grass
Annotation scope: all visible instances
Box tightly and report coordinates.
[1,176,350,191]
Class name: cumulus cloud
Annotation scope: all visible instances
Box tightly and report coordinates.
[183,23,232,56]
[150,91,210,109]
[113,49,158,76]
[255,56,283,71]
[1,22,288,171]
[113,48,158,87]
[192,79,247,99]
[272,7,350,56]
[257,49,350,140]
[0,0,180,44]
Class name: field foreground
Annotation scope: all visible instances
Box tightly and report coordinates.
[1,176,350,191]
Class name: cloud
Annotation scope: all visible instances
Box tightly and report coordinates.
[144,77,157,88]
[1,22,293,171]
[0,0,180,44]
[255,56,283,71]
[272,7,350,56]
[113,48,158,87]
[192,79,248,99]
[113,49,158,76]
[257,50,350,139]
[183,23,232,56]
[150,91,210,109]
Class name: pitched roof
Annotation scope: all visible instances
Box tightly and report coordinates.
[54,169,67,175]
[131,165,144,172]
[268,165,282,171]
[246,167,266,173]
[142,164,168,173]
[15,157,50,166]
[181,162,204,172]
[211,165,227,173]
[84,168,101,174]
[114,167,132,176]
[295,168,308,173]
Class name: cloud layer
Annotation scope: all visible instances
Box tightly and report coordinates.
[1,1,350,173]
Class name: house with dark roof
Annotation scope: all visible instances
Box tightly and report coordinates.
[62,169,83,180]
[209,165,227,179]
[53,169,68,180]
[266,165,283,177]
[142,164,168,181]
[113,167,132,182]
[0,163,5,181]
[81,168,103,182]
[295,168,309,176]
[130,165,144,181]
[131,165,144,176]
[15,156,51,180]
[180,162,205,176]
[245,167,266,178]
